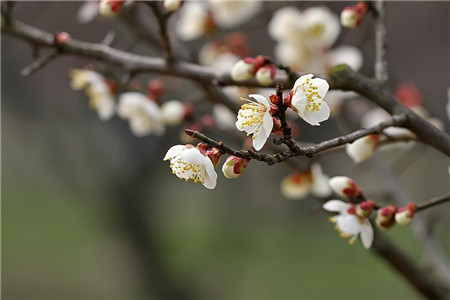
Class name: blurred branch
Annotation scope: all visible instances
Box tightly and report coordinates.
[147,1,174,62]
[185,114,407,165]
[20,49,58,77]
[372,230,449,300]
[374,0,389,83]
[417,193,450,212]
[329,65,450,155]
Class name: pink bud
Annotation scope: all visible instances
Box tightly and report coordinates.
[99,0,124,16]
[147,79,164,103]
[56,32,70,44]
[328,176,363,199]
[255,64,277,86]
[376,205,398,230]
[356,200,376,218]
[206,147,223,168]
[222,156,250,179]
[340,2,368,28]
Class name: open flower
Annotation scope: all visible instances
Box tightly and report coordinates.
[69,69,115,121]
[164,144,217,189]
[176,2,213,41]
[117,92,165,137]
[323,200,374,249]
[208,0,263,29]
[290,74,330,126]
[235,94,273,151]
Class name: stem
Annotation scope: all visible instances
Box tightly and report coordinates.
[20,49,58,77]
[417,193,450,212]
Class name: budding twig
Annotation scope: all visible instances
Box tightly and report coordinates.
[417,193,450,212]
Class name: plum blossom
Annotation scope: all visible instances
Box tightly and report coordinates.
[290,74,330,126]
[235,94,273,151]
[340,2,369,28]
[346,134,379,163]
[164,144,218,189]
[269,6,363,73]
[69,69,115,121]
[208,0,263,29]
[222,156,250,179]
[164,0,182,12]
[281,163,332,200]
[395,203,418,226]
[328,176,363,199]
[176,2,212,41]
[161,100,189,126]
[117,92,165,137]
[323,200,374,249]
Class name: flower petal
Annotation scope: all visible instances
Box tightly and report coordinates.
[301,100,330,126]
[164,145,186,160]
[202,161,218,189]
[336,214,361,235]
[249,93,270,108]
[322,200,349,213]
[360,220,374,249]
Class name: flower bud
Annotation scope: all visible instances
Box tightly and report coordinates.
[346,134,379,163]
[56,32,70,44]
[162,100,191,126]
[328,176,362,199]
[206,147,223,168]
[272,117,282,132]
[376,205,397,231]
[356,200,376,218]
[98,0,124,16]
[340,2,368,28]
[269,94,281,105]
[395,203,417,226]
[164,0,183,12]
[231,56,265,81]
[147,79,164,103]
[255,64,276,86]
[222,156,249,179]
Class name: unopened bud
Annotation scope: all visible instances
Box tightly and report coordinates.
[162,100,190,126]
[164,0,183,12]
[255,64,276,86]
[280,171,313,200]
[340,2,368,28]
[56,32,70,44]
[222,156,249,179]
[99,0,124,16]
[231,56,266,81]
[328,176,363,199]
[269,94,281,105]
[346,134,379,163]
[206,147,223,168]
[356,200,376,218]
[376,205,397,231]
[395,203,417,226]
[272,117,282,132]
[147,79,164,103]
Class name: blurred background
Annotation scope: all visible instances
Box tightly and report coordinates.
[2,1,449,299]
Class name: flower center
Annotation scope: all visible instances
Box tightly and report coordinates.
[169,158,205,184]
[300,77,322,113]
[238,99,267,139]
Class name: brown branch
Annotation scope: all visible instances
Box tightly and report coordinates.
[1,18,291,89]
[329,65,450,155]
[372,230,449,300]
[147,2,173,62]
[417,193,450,212]
[20,49,58,77]
[185,114,408,165]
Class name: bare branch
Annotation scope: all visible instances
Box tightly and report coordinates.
[374,0,389,83]
[20,49,58,77]
[417,193,450,212]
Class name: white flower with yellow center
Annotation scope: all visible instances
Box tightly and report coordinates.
[235,94,273,151]
[291,74,330,126]
[323,200,374,249]
[164,144,218,189]
[117,92,165,137]
[70,69,115,121]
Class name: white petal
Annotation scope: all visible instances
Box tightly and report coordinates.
[346,136,377,163]
[164,145,186,160]
[252,128,269,151]
[262,110,274,136]
[77,1,99,24]
[322,200,349,213]
[360,220,374,249]
[310,77,329,100]
[181,147,207,165]
[301,100,330,126]
[293,74,314,91]
[202,161,218,189]
[336,215,361,235]
[249,94,270,108]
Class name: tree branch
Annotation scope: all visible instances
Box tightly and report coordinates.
[374,0,389,83]
[417,193,450,212]
[329,65,450,155]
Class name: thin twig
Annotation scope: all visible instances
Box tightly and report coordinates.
[147,2,174,62]
[417,193,450,212]
[20,49,58,77]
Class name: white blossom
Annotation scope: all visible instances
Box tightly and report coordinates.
[161,100,186,126]
[176,2,210,41]
[164,0,182,12]
[323,200,374,249]
[281,163,331,200]
[291,74,330,126]
[70,69,115,121]
[208,0,262,29]
[346,134,379,163]
[164,144,218,189]
[235,94,273,151]
[117,92,165,137]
